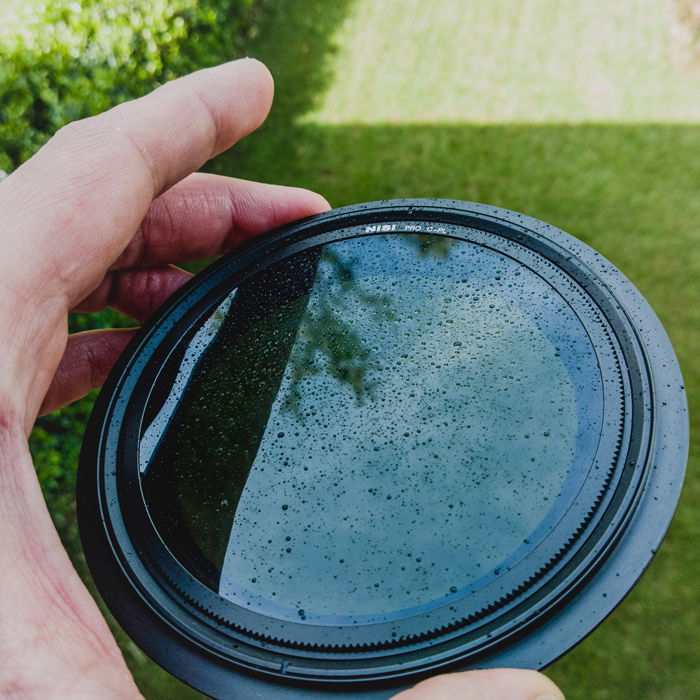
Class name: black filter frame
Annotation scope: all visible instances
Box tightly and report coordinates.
[77,199,688,699]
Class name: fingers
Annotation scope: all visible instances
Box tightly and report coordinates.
[73,265,193,321]
[391,669,565,700]
[39,329,138,415]
[74,171,330,316]
[111,172,330,271]
[0,58,276,308]
[53,264,196,413]
[54,263,198,413]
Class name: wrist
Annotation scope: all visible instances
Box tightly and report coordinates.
[0,293,68,434]
[0,423,140,698]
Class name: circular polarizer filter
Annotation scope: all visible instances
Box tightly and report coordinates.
[78,199,688,698]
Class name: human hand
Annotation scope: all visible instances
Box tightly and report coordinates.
[0,59,564,699]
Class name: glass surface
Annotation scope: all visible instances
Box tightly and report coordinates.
[140,233,603,625]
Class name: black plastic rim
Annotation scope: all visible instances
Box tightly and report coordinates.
[77,199,688,699]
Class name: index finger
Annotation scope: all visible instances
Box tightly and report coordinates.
[0,58,274,308]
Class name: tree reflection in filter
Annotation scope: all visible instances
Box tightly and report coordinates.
[140,233,603,625]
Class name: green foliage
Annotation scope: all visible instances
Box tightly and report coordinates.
[0,0,262,171]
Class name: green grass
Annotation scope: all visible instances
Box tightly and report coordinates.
[202,1,700,698]
[303,0,700,124]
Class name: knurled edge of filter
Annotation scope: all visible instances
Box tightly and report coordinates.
[146,356,626,655]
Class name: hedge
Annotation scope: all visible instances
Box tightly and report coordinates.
[0,0,263,169]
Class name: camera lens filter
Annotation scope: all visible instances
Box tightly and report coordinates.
[78,199,688,698]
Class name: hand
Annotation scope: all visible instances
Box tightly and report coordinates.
[0,59,564,699]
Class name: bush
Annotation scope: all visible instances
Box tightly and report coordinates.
[0,0,265,555]
[0,0,262,170]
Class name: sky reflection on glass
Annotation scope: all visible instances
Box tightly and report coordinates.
[141,233,603,625]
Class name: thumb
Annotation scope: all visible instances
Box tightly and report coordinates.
[391,669,565,700]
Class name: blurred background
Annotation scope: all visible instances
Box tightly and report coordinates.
[1,0,698,698]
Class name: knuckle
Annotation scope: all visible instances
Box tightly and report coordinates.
[52,114,99,145]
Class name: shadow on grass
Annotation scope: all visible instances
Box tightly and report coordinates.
[214,0,358,172]
[204,121,700,700]
[226,121,700,325]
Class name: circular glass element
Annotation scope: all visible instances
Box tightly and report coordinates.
[140,234,606,627]
[78,200,688,699]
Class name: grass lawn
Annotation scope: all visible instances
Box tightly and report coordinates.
[203,1,700,698]
[15,0,697,698]
[0,0,22,20]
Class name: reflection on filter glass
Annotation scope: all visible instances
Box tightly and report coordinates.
[140,234,603,624]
